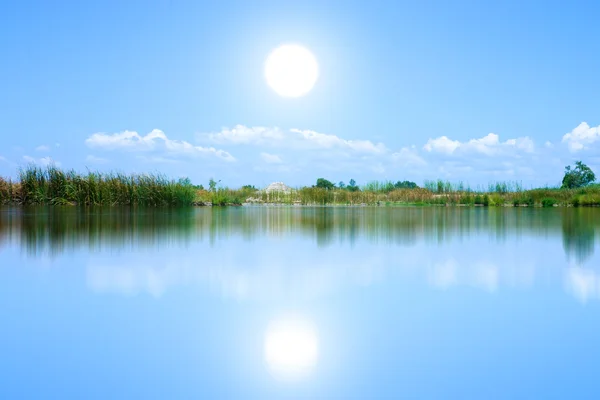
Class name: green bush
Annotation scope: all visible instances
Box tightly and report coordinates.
[513,195,534,207]
[541,198,558,207]
[525,196,534,206]
[578,194,600,207]
[394,180,418,189]
[459,193,473,205]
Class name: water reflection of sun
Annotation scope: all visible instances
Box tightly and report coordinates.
[264,318,319,381]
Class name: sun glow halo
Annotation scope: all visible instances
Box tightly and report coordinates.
[264,45,319,97]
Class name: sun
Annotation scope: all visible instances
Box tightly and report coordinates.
[264,45,319,97]
[264,318,319,380]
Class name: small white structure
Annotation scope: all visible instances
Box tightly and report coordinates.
[265,182,292,194]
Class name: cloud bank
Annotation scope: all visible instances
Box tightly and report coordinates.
[76,121,600,187]
[424,133,534,156]
[203,125,386,154]
[86,129,235,162]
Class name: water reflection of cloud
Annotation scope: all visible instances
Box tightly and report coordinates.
[427,258,535,292]
[86,257,388,299]
[87,255,538,299]
[87,263,178,297]
[565,268,600,303]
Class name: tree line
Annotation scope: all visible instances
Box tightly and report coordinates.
[309,161,596,193]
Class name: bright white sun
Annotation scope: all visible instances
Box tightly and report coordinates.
[264,318,319,380]
[265,45,319,97]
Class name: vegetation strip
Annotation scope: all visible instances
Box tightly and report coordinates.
[1,162,599,207]
[0,166,196,206]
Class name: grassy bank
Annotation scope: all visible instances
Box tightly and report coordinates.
[196,183,600,207]
[0,166,196,206]
[2,166,600,207]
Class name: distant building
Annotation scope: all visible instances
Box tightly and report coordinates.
[264,182,292,194]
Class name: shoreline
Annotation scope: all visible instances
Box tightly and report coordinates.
[187,201,590,208]
[3,165,600,208]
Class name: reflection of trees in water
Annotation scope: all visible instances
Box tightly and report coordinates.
[0,206,599,260]
[562,208,596,264]
[0,206,197,256]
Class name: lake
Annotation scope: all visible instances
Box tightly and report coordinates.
[0,206,599,399]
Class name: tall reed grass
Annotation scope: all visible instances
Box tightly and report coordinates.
[0,165,196,206]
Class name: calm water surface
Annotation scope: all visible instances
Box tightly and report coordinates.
[1,206,599,399]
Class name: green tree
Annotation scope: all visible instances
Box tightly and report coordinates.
[338,181,346,189]
[561,161,596,189]
[394,180,417,189]
[315,178,335,190]
[208,178,220,192]
[241,184,257,191]
[178,177,192,186]
[347,179,359,192]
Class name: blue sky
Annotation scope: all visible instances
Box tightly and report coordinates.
[1,0,600,188]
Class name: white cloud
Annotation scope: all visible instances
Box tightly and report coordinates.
[85,129,235,162]
[203,125,386,154]
[503,137,535,152]
[391,147,427,167]
[423,136,461,154]
[290,128,387,154]
[562,122,600,152]
[23,155,60,167]
[86,130,162,150]
[424,133,534,156]
[35,145,50,152]
[207,125,285,145]
[135,155,180,164]
[260,152,283,164]
[85,155,109,164]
